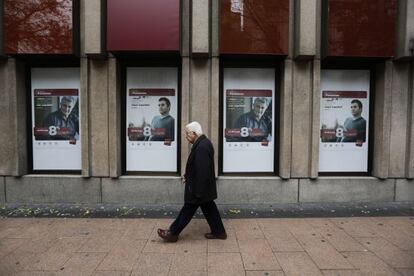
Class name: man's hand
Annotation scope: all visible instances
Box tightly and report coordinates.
[181,175,186,185]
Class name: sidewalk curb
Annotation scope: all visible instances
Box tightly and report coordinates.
[1,201,413,218]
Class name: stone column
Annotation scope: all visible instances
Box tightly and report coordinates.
[372,61,393,179]
[0,59,27,176]
[279,59,293,179]
[389,62,410,177]
[108,57,122,178]
[291,60,314,177]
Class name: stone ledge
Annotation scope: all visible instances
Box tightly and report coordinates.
[5,176,101,204]
[102,177,183,204]
[299,177,395,203]
[396,179,414,201]
[217,178,298,204]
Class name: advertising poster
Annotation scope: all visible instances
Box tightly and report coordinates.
[126,67,178,172]
[31,68,81,170]
[225,89,272,143]
[319,70,370,172]
[223,68,275,172]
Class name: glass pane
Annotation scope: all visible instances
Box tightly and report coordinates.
[223,68,275,172]
[31,68,81,170]
[319,69,370,172]
[126,67,178,172]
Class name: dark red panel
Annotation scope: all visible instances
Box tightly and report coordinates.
[4,0,74,55]
[107,0,180,52]
[327,0,397,58]
[220,0,289,55]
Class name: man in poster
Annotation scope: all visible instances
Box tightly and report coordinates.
[148,97,175,141]
[42,96,79,140]
[340,99,366,143]
[234,97,272,142]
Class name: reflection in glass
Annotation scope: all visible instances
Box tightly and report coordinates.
[221,0,289,55]
[327,0,396,57]
[4,0,74,54]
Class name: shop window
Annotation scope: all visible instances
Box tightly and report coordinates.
[222,67,276,173]
[31,67,81,171]
[319,69,371,173]
[125,67,178,172]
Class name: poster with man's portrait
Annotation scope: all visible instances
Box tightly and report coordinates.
[319,70,370,173]
[33,89,79,142]
[223,68,275,173]
[127,89,176,145]
[320,91,368,145]
[225,89,272,144]
[31,67,81,171]
[126,67,178,172]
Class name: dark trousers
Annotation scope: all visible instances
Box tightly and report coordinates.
[169,201,226,236]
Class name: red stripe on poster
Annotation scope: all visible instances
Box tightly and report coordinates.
[34,89,79,96]
[226,89,272,97]
[322,91,367,98]
[129,89,175,96]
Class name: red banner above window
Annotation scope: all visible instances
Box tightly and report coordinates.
[4,0,76,55]
[107,0,180,52]
[325,0,397,58]
[220,0,289,55]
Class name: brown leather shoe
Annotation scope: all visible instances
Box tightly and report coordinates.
[204,232,227,240]
[157,228,178,242]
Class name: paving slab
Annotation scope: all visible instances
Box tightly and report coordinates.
[57,252,106,275]
[238,239,273,254]
[169,270,207,276]
[245,271,285,276]
[15,272,58,276]
[321,270,362,276]
[78,232,120,253]
[284,221,353,270]
[342,251,401,275]
[207,252,245,273]
[397,268,414,276]
[241,252,281,270]
[207,231,239,253]
[261,227,304,252]
[131,253,173,276]
[0,248,39,273]
[0,238,28,258]
[176,238,207,253]
[306,219,366,252]
[0,217,412,276]
[367,217,414,251]
[356,237,414,268]
[92,272,131,276]
[97,238,146,271]
[275,252,323,276]
[24,237,87,270]
[170,252,207,272]
[232,219,266,239]
[329,218,381,238]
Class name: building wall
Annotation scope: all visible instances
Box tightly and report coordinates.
[0,0,413,206]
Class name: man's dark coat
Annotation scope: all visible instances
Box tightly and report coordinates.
[184,135,217,204]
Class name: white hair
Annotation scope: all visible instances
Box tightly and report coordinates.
[185,121,203,136]
[61,96,77,104]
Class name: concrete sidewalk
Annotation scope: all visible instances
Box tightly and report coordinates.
[0,217,413,275]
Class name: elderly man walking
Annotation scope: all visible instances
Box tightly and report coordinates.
[157,122,227,242]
